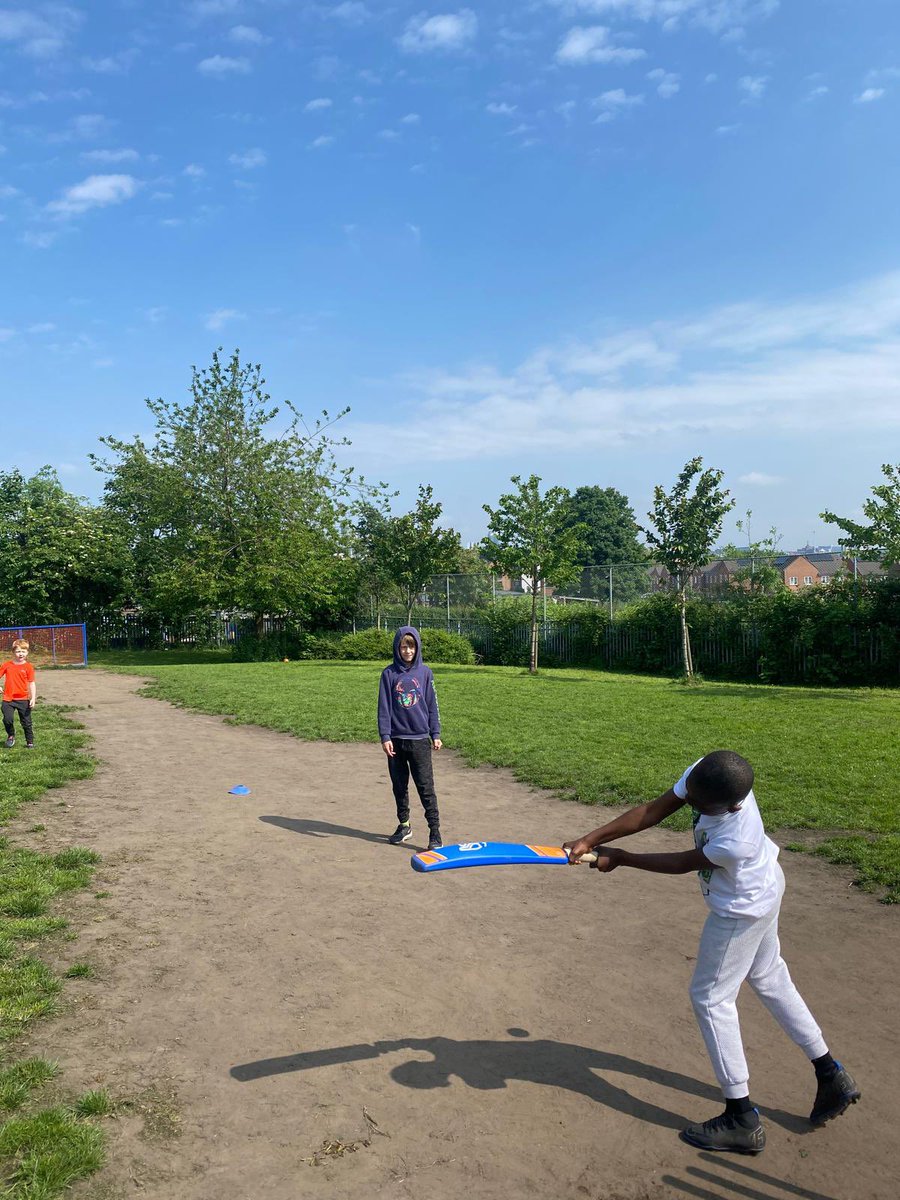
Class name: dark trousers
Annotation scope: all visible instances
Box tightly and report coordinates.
[389,738,440,832]
[2,700,33,743]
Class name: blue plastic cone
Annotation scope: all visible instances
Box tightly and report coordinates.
[228,785,251,795]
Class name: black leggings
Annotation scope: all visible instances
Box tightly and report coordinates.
[2,700,33,743]
[388,738,440,831]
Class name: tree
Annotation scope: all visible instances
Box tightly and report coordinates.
[718,511,785,595]
[94,349,380,627]
[561,485,647,605]
[0,468,129,625]
[354,503,397,628]
[641,458,734,678]
[821,463,900,566]
[383,486,461,622]
[482,474,588,673]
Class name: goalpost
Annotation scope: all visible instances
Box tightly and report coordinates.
[0,623,88,667]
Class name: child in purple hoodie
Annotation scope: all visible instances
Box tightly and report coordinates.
[378,626,443,849]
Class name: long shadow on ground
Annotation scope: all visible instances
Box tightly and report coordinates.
[230,1031,807,1134]
[259,816,386,844]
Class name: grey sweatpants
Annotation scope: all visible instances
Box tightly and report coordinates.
[689,863,828,1099]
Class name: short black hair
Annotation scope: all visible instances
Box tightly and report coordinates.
[689,751,754,809]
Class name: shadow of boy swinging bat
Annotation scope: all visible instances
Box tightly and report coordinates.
[231,1029,806,1134]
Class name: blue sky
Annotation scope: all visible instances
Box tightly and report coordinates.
[2,0,899,550]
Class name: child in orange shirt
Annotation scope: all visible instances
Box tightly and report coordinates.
[1,638,37,749]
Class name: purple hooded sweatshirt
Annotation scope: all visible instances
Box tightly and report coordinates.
[377,626,441,742]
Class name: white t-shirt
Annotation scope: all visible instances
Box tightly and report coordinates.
[674,761,781,919]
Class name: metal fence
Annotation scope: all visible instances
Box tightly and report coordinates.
[356,557,887,628]
[0,623,88,666]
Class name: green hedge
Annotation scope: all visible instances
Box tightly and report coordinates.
[232,626,476,666]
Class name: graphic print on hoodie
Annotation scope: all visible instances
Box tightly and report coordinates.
[377,626,441,742]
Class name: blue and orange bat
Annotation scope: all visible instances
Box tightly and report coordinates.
[410,841,598,873]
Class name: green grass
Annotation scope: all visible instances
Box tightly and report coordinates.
[0,1107,105,1199]
[0,708,94,825]
[63,964,93,980]
[0,710,106,1198]
[97,654,900,901]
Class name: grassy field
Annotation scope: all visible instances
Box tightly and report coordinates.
[0,708,112,1198]
[90,651,900,902]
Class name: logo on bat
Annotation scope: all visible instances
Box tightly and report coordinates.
[458,842,487,852]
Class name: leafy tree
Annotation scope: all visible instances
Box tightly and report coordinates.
[821,463,900,565]
[562,485,647,605]
[0,468,128,625]
[383,485,461,622]
[94,349,380,627]
[482,474,587,673]
[718,511,785,595]
[641,458,734,678]
[353,502,397,628]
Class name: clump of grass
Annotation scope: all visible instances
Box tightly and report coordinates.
[812,834,900,905]
[64,963,93,979]
[0,1060,58,1112]
[73,1089,112,1118]
[0,1107,105,1198]
[93,892,110,900]
[0,957,62,1042]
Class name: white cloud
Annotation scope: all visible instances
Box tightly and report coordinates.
[304,97,333,111]
[82,49,138,74]
[183,163,206,177]
[0,326,15,342]
[593,88,643,121]
[739,74,768,101]
[545,1,778,37]
[378,128,400,140]
[197,55,251,76]
[340,270,900,462]
[229,25,270,46]
[0,7,82,58]
[401,112,421,123]
[716,123,740,134]
[27,322,55,333]
[145,307,167,323]
[326,1,370,22]
[855,87,885,104]
[556,26,646,65]
[739,472,782,486]
[398,10,478,54]
[228,147,267,168]
[81,148,140,163]
[22,229,58,249]
[0,184,21,198]
[205,308,245,331]
[486,101,517,115]
[805,85,828,101]
[647,68,680,98]
[308,135,334,148]
[69,113,116,141]
[46,174,141,218]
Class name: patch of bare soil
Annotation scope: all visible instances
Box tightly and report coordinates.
[15,670,897,1200]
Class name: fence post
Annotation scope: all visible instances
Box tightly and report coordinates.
[446,574,451,632]
[608,567,613,621]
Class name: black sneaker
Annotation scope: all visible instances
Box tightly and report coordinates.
[680,1110,766,1155]
[4,737,13,749]
[25,743,34,750]
[810,1064,861,1126]
[388,823,412,845]
[427,832,443,851]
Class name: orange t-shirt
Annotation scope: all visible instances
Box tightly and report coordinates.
[1,661,35,701]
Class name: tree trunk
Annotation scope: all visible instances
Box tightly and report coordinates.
[679,587,693,677]
[529,579,539,674]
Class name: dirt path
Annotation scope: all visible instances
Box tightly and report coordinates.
[16,670,898,1199]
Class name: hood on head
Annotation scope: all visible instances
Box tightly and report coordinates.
[393,625,422,670]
